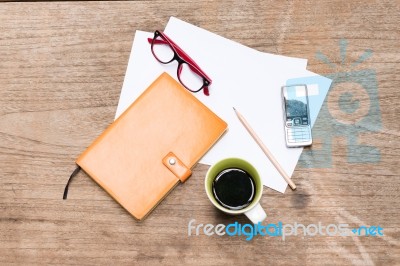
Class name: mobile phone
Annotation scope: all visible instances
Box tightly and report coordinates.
[281,84,312,147]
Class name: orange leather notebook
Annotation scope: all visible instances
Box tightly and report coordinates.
[75,73,227,220]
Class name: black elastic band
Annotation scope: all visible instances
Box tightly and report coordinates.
[63,166,81,200]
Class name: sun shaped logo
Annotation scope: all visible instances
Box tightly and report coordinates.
[298,39,381,167]
[316,39,379,126]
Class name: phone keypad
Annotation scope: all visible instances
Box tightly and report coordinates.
[287,127,311,143]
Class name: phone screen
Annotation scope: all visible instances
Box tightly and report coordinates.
[283,85,309,126]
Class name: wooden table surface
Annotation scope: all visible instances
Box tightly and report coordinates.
[1,1,399,265]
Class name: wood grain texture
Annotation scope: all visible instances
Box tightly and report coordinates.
[0,1,399,265]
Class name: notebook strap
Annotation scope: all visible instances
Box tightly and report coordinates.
[162,152,192,183]
[63,166,81,200]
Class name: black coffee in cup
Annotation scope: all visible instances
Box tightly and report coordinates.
[212,168,255,210]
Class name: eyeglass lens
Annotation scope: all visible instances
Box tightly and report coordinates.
[178,63,204,92]
[152,35,175,63]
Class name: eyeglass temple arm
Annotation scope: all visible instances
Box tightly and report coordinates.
[147,38,212,83]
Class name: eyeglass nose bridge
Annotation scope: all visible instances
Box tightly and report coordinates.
[173,53,185,63]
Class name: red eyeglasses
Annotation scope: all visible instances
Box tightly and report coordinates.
[148,30,212,96]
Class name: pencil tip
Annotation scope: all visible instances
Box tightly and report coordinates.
[233,107,236,111]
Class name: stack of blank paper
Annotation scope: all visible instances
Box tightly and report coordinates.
[115,17,332,193]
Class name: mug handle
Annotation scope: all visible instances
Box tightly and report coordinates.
[244,203,267,224]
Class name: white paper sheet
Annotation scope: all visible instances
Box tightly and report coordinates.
[115,17,331,193]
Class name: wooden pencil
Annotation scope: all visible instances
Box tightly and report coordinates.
[233,107,297,190]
